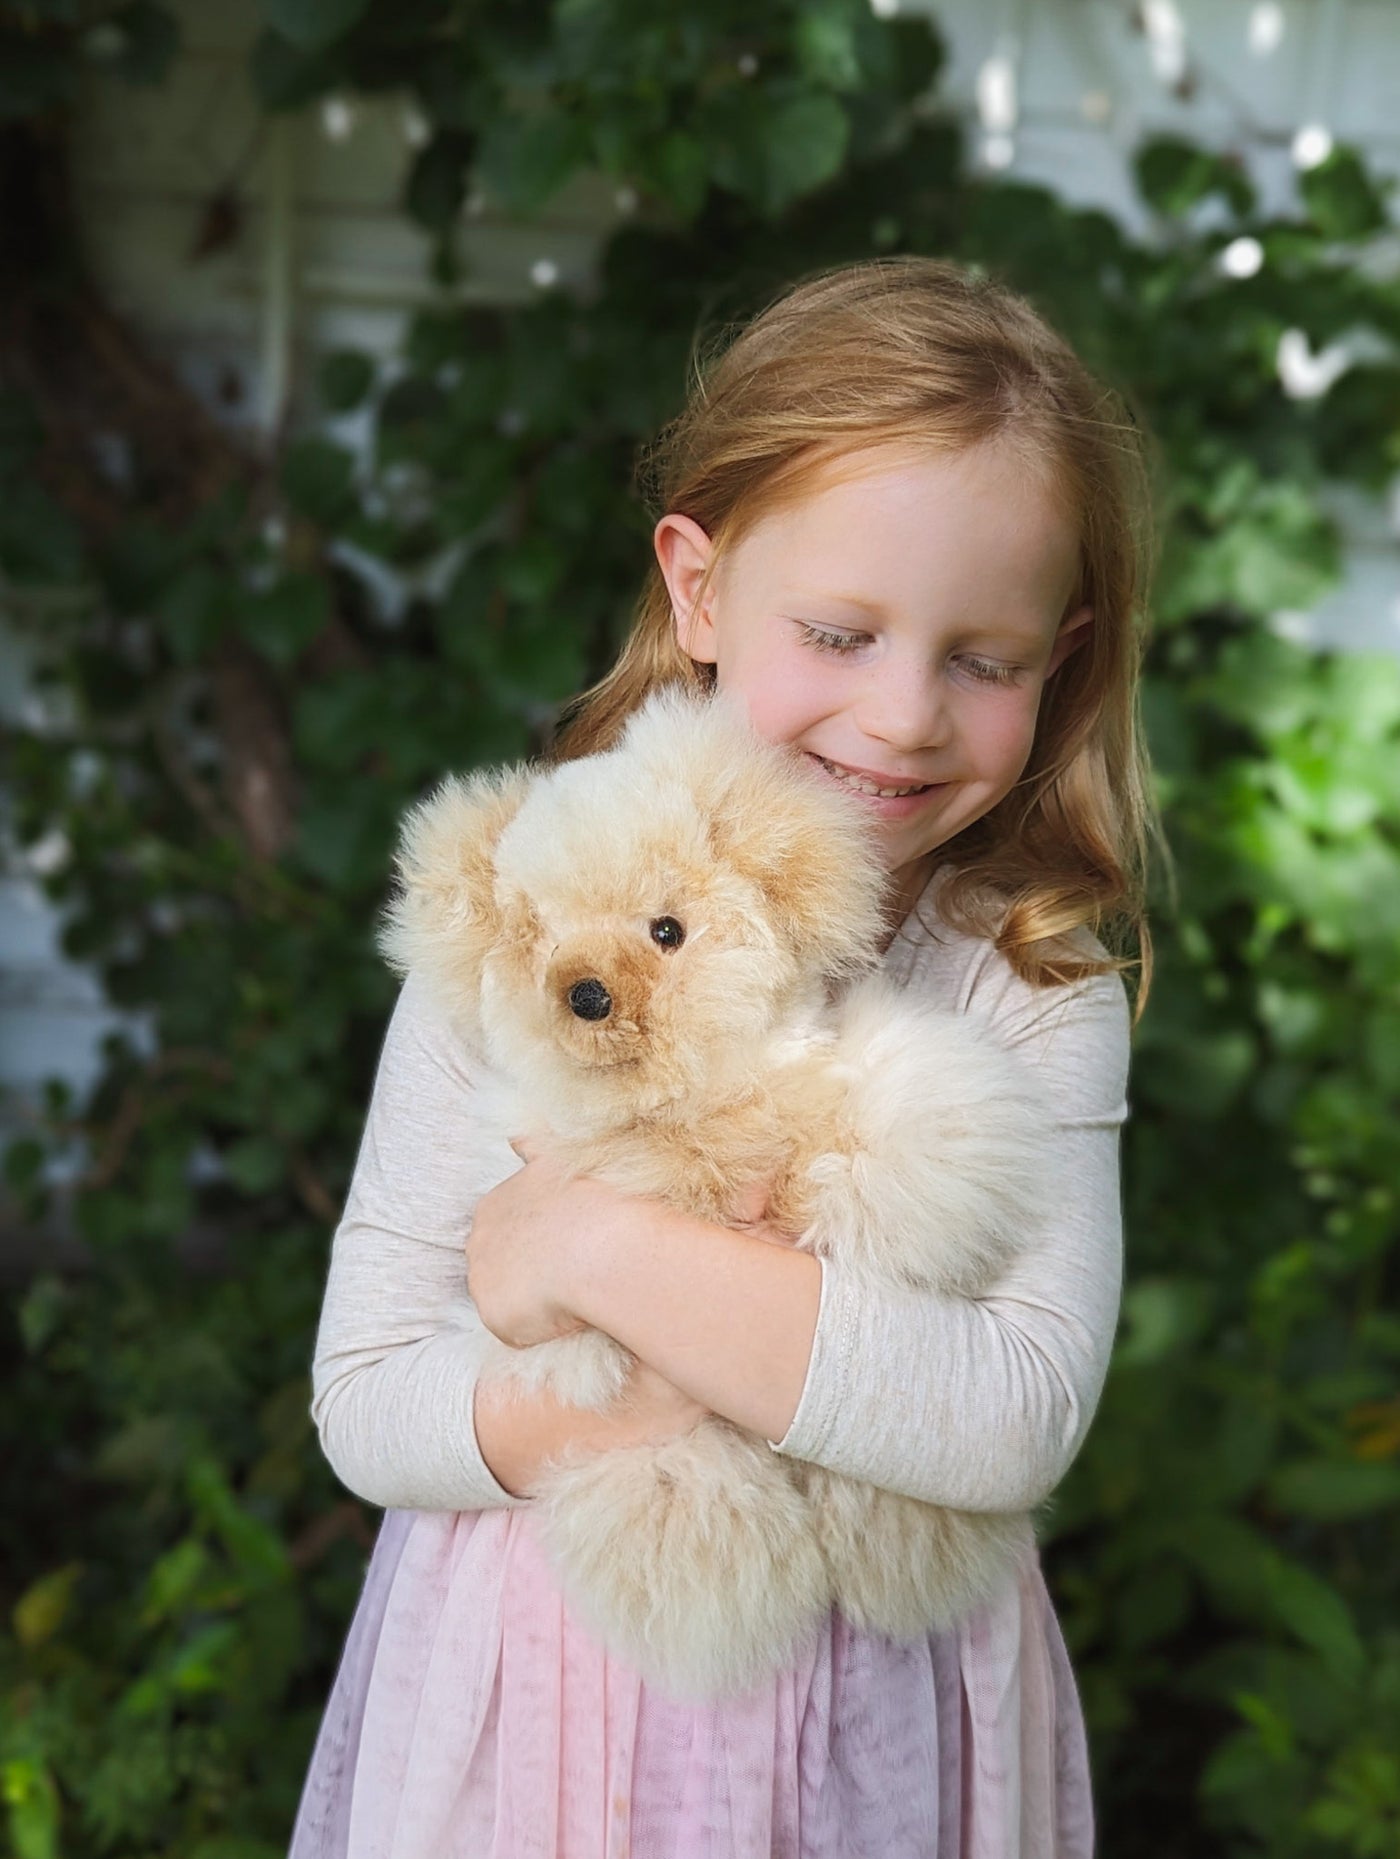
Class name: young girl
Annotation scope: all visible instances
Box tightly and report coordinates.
[289,254,1157,1859]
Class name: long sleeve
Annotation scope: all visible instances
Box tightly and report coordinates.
[767,939,1130,1515]
[309,969,532,1512]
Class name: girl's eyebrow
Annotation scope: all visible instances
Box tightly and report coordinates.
[787,591,885,618]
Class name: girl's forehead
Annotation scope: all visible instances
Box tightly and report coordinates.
[784,438,1063,525]
[720,441,1080,608]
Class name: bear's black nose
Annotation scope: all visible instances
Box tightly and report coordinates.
[568,978,612,1021]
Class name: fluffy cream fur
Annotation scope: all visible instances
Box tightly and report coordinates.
[379,685,1056,1700]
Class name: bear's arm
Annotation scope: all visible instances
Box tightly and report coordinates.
[308,968,533,1512]
[766,961,1130,1514]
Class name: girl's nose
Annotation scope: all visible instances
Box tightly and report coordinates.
[857,666,952,754]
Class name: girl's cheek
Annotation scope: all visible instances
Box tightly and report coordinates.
[744,647,829,729]
[966,690,1042,768]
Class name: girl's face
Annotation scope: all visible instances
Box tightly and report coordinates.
[654,441,1092,926]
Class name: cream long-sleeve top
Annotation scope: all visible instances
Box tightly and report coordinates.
[309,872,1131,1517]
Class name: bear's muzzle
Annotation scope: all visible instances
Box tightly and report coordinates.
[546,942,653,1061]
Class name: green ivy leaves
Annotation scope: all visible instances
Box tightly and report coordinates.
[317,348,375,413]
[1136,133,1258,219]
[705,86,851,215]
[390,0,941,228]
[1299,147,1395,243]
[258,0,369,51]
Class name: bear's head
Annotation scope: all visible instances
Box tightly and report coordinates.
[379,686,892,1120]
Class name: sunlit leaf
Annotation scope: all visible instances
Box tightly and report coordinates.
[13,1562,84,1648]
[1,1757,61,1859]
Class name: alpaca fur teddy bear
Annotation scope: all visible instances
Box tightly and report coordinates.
[379,684,1056,1700]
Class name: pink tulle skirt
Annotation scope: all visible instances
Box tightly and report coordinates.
[288,1505,1094,1858]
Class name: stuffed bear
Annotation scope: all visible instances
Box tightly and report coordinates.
[379,683,1055,1700]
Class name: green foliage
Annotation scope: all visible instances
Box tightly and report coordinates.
[0,1,179,120]
[260,0,371,53]
[1,3,1399,1855]
[1135,133,1257,219]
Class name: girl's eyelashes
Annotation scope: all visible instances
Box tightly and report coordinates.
[959,656,1022,687]
[793,621,866,655]
[791,621,1023,686]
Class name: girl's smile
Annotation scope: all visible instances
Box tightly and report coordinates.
[804,751,949,817]
[654,439,1093,927]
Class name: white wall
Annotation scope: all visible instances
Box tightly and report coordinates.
[3,0,1398,1150]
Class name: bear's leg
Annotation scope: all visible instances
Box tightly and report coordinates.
[795,1461,1031,1641]
[532,1419,829,1700]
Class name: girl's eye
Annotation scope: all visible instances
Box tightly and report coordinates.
[795,622,867,655]
[959,656,1022,687]
[649,916,685,950]
[794,619,1022,685]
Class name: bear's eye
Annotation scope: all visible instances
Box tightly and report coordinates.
[649,915,685,950]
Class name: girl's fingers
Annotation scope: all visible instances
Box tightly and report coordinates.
[732,1176,771,1226]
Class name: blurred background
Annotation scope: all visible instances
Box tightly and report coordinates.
[1,1,1398,1853]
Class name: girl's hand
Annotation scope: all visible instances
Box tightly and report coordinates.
[474,1351,715,1498]
[467,1136,798,1349]
[467,1133,637,1348]
[730,1175,801,1250]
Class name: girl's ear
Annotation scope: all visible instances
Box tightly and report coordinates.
[654,512,718,663]
[1046,603,1093,677]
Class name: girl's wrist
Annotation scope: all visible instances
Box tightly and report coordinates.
[560,1184,659,1337]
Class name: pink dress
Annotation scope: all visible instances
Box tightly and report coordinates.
[287,1500,1095,1857]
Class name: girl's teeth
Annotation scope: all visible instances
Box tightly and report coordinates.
[820,758,929,798]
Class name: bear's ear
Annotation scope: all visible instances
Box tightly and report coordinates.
[704,754,891,977]
[614,685,892,974]
[377,764,533,1011]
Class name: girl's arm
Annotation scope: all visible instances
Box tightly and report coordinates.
[473,1360,709,1498]
[548,962,1130,1515]
[462,1147,819,1482]
[310,971,703,1512]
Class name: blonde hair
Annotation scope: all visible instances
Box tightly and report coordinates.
[549,256,1165,1013]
